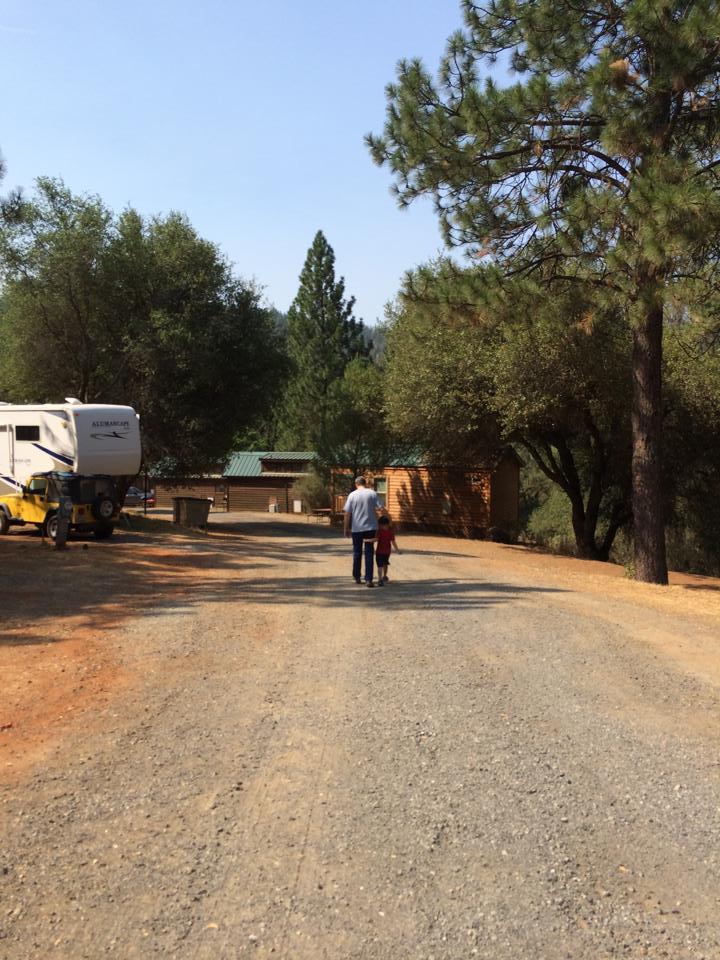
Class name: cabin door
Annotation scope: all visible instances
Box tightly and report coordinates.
[214,482,228,511]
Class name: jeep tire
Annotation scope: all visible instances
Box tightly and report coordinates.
[44,512,59,541]
[0,510,9,535]
[92,497,116,522]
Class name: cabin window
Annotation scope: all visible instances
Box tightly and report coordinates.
[374,476,387,508]
[15,425,40,442]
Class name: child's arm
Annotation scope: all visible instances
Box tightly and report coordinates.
[392,532,401,554]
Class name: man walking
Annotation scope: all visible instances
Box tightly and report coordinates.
[343,476,381,587]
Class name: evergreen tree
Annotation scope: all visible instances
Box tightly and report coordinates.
[368,1,720,584]
[281,230,367,448]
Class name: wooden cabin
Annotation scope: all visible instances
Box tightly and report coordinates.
[331,450,521,538]
[154,451,316,513]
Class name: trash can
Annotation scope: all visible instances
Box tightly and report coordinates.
[171,497,213,529]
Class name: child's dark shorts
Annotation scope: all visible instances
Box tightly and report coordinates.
[375,552,390,567]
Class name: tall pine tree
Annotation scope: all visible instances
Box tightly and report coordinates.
[368,1,720,584]
[281,230,366,449]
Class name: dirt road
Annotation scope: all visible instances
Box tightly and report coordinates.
[1,515,719,959]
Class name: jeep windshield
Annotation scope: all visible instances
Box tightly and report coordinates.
[46,475,117,504]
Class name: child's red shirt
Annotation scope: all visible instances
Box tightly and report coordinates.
[376,526,395,556]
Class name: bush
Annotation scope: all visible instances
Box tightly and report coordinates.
[519,461,575,553]
[292,468,331,511]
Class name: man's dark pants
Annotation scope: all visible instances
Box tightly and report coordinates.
[352,529,377,583]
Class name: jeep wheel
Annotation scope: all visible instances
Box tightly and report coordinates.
[44,513,59,540]
[0,510,9,535]
[94,524,115,540]
[92,497,116,522]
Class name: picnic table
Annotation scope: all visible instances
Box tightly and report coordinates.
[309,508,332,523]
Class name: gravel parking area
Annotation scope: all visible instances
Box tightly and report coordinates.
[1,515,719,958]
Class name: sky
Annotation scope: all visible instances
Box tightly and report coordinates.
[0,0,471,326]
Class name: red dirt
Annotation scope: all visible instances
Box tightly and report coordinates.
[0,530,229,784]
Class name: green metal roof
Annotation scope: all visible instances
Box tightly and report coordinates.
[262,451,315,461]
[224,451,315,477]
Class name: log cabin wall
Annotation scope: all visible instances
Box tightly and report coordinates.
[384,467,492,535]
[331,455,520,536]
[227,477,305,513]
[155,477,308,513]
[155,479,219,508]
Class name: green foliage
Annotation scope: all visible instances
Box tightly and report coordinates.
[512,318,720,573]
[280,230,368,449]
[370,1,720,582]
[0,179,118,401]
[383,282,501,465]
[520,461,575,554]
[322,358,399,474]
[0,178,286,473]
[369,2,720,281]
[0,147,22,220]
[291,465,331,511]
[384,262,633,559]
[663,324,720,575]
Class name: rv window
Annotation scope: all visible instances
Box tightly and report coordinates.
[16,425,40,442]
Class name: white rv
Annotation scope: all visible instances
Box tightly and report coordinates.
[0,399,142,493]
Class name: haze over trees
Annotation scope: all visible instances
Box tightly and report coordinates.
[368,0,720,583]
[0,178,286,473]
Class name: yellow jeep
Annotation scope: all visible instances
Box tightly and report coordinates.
[0,472,120,540]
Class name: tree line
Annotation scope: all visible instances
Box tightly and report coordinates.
[0,177,290,473]
[0,172,384,481]
[3,0,720,582]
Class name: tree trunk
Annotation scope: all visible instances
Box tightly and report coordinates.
[631,302,668,584]
[570,506,602,560]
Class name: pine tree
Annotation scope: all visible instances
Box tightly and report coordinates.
[368,1,720,584]
[281,230,367,448]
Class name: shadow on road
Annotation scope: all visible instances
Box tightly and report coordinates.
[0,516,562,646]
[228,574,564,611]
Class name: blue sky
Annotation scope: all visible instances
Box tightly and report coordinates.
[0,0,470,326]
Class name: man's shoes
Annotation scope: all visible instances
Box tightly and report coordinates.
[365,581,374,588]
[354,578,362,584]
[377,580,384,587]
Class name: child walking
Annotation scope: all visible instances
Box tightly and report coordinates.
[374,515,400,585]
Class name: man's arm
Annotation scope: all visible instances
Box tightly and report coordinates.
[343,495,352,537]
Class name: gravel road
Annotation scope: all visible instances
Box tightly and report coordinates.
[1,515,719,959]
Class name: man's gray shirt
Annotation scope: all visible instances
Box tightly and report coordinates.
[343,488,381,533]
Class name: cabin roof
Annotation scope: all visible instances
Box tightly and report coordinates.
[224,451,316,478]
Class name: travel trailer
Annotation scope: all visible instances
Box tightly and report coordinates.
[0,399,142,493]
